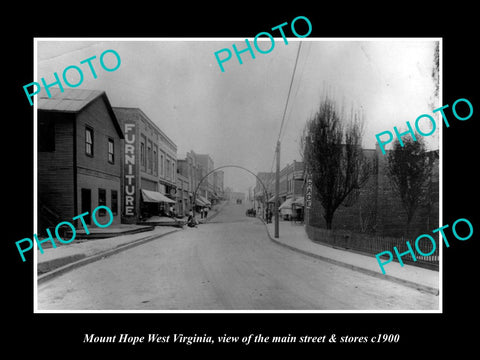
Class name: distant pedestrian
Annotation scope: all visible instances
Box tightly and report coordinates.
[187,209,197,228]
[200,207,204,219]
[169,205,177,218]
[204,207,209,218]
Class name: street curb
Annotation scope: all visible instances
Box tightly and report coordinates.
[38,254,87,275]
[37,229,181,285]
[259,219,439,296]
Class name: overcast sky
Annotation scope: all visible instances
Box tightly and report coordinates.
[36,38,439,194]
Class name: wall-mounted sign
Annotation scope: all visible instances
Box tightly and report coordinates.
[124,122,136,216]
[306,173,313,209]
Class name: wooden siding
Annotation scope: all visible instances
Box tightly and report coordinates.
[38,95,123,230]
[75,96,123,224]
[37,112,75,230]
[76,96,122,179]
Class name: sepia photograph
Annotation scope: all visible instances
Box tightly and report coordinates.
[33,38,441,312]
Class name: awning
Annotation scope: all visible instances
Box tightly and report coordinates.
[268,195,276,203]
[279,197,294,210]
[195,197,206,206]
[141,189,176,203]
[292,196,304,207]
[194,195,211,207]
[198,195,211,206]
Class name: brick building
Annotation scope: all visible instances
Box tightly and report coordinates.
[37,88,124,231]
[252,162,304,220]
[176,172,190,216]
[194,153,214,203]
[112,107,177,223]
[278,161,304,219]
[177,150,210,212]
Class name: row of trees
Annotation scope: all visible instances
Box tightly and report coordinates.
[300,96,434,235]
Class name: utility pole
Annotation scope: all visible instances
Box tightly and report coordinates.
[273,42,301,238]
[275,140,280,238]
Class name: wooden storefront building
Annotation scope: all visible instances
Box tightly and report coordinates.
[37,88,124,231]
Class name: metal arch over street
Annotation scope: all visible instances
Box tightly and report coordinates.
[192,165,270,216]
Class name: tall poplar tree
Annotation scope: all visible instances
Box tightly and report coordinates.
[302,96,370,230]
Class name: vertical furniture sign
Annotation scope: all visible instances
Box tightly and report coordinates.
[124,122,136,217]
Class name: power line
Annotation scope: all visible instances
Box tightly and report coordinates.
[281,41,311,143]
[262,41,303,194]
[276,41,303,143]
[254,42,304,198]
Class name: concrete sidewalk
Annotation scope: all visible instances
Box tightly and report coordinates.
[37,226,181,282]
[263,219,440,295]
[37,202,226,282]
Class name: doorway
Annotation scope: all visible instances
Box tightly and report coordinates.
[81,188,91,225]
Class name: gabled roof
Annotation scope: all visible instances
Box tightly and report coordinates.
[38,88,105,112]
[38,88,124,139]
